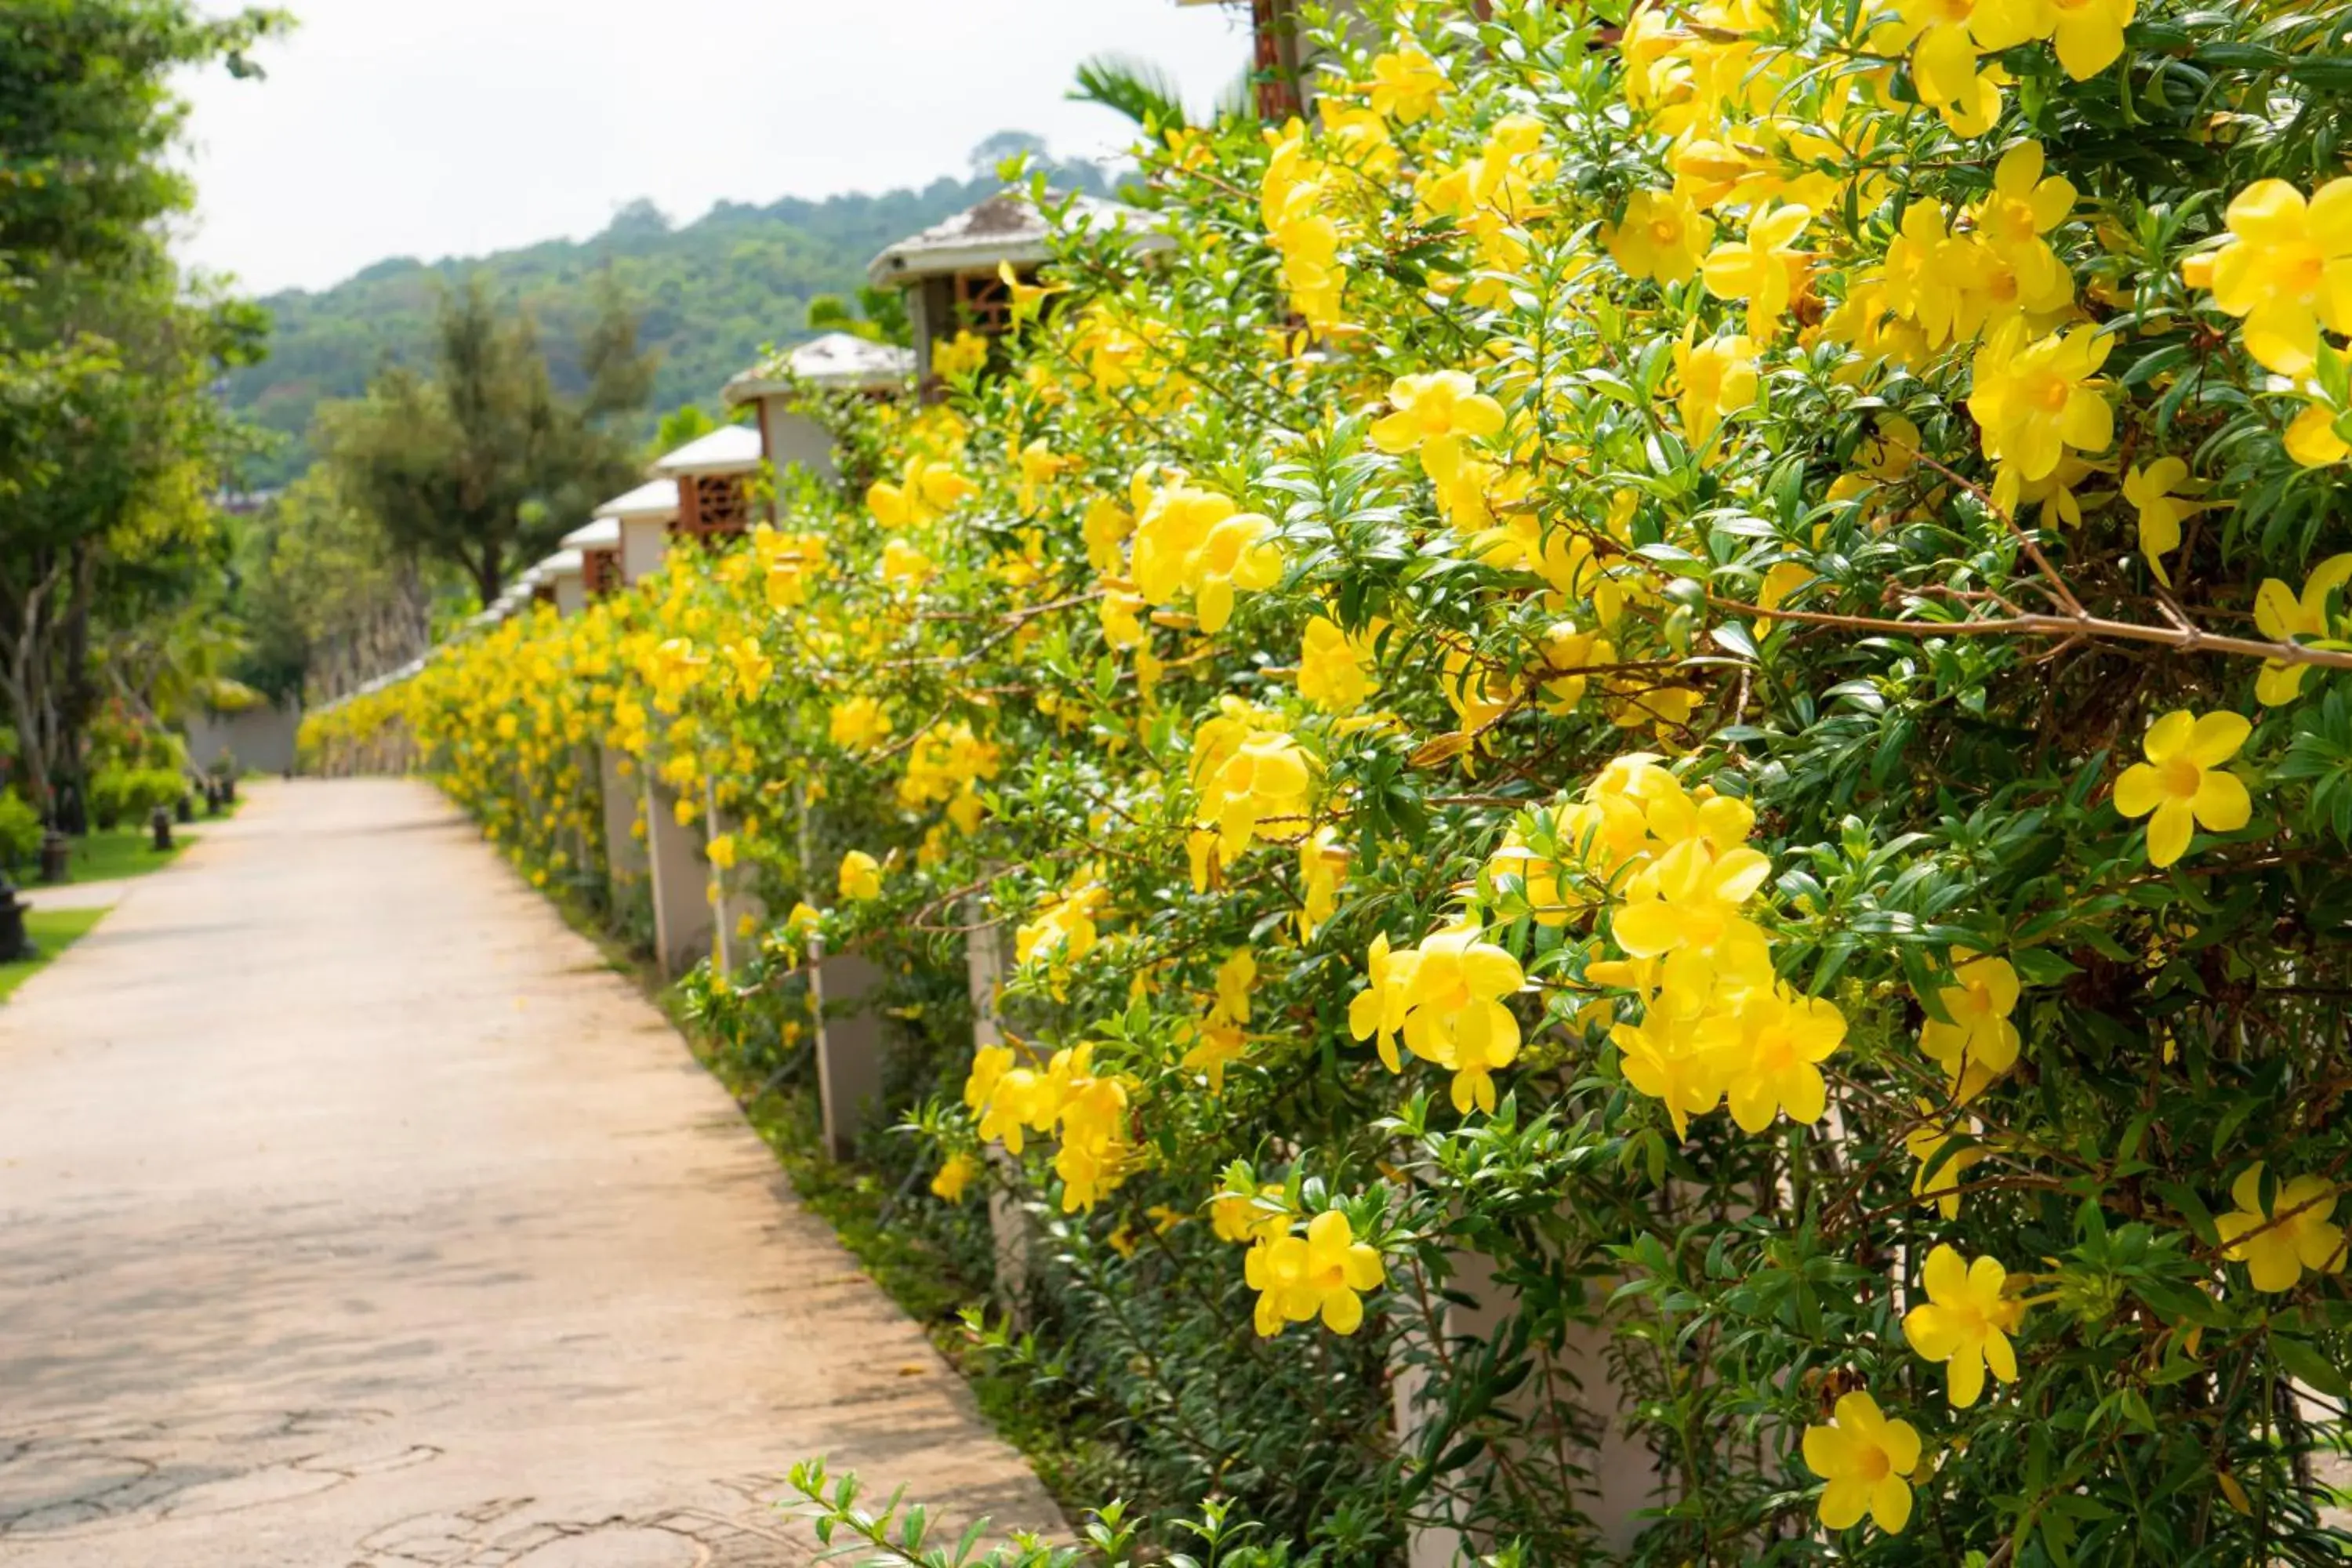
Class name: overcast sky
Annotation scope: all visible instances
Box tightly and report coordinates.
[177,0,1254,297]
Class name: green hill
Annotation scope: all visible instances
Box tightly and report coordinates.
[222,164,1094,489]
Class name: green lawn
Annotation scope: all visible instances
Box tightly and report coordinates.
[45,822,197,885]
[0,907,108,1003]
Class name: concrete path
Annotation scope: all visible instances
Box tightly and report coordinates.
[18,876,131,913]
[0,779,1057,1567]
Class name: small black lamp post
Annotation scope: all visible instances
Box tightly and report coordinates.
[149,805,173,853]
[176,791,194,825]
[0,873,34,964]
[38,831,69,885]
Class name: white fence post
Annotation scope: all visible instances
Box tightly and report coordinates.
[644,771,713,982]
[964,907,1030,1313]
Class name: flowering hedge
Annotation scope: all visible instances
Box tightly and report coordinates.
[304,0,2352,1559]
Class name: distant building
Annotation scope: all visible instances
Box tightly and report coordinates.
[721,331,913,485]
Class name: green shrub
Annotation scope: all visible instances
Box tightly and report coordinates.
[91,766,187,830]
[0,791,39,870]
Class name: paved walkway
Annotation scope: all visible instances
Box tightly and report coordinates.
[18,876,131,912]
[0,779,1057,1567]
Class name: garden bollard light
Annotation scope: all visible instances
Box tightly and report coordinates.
[0,873,34,963]
[149,806,172,853]
[176,792,193,825]
[204,779,220,816]
[38,832,69,886]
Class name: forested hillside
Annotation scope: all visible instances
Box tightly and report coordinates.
[222,165,1083,489]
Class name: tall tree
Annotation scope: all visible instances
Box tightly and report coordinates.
[318,276,654,607]
[0,0,284,822]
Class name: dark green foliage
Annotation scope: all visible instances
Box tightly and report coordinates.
[225,162,1112,489]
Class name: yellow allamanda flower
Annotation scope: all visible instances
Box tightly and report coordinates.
[1296,825,1350,940]
[1347,931,1421,1073]
[2111,708,2253,868]
[704,833,737,872]
[1190,714,1312,858]
[1904,1243,2024,1408]
[1246,1210,1385,1336]
[1673,330,1759,449]
[1368,371,1508,481]
[1130,480,1283,633]
[828,695,893,750]
[2286,400,2352,468]
[1968,321,2114,509]
[1804,1391,1922,1535]
[2251,554,2352,705]
[868,455,976,528]
[1700,203,1812,340]
[2215,1163,2347,1293]
[1298,615,1381,713]
[880,536,936,588]
[2120,458,2214,588]
[930,1152,978,1203]
[2200,177,2352,376]
[1610,835,1776,1007]
[1720,982,1846,1133]
[1918,948,2022,1100]
[1210,1182,1288,1245]
[1905,1108,1986,1218]
[1970,141,2076,300]
[838,849,884,903]
[1014,873,1109,967]
[932,329,989,381]
[1611,1003,1735,1138]
[1367,45,1448,123]
[1080,495,1134,572]
[1179,1018,1249,1095]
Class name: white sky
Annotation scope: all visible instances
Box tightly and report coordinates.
[177,0,1255,296]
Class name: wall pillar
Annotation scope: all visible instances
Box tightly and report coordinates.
[811,946,887,1160]
[1392,1250,1655,1564]
[644,774,713,982]
[965,911,1031,1314]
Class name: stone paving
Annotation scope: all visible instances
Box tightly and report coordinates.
[0,779,1059,1566]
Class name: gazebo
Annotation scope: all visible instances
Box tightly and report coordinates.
[591,477,681,586]
[558,516,624,599]
[649,424,762,545]
[866,192,1164,394]
[720,331,912,484]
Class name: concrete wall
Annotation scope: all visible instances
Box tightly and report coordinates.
[186,702,300,775]
[759,401,839,483]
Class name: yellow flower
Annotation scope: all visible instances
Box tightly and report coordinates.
[1969,321,2114,502]
[1192,724,1312,857]
[838,849,884,902]
[1610,836,1776,1004]
[2111,709,2253,868]
[829,695,893,750]
[1721,983,1846,1133]
[1181,1020,1248,1095]
[1700,203,1812,339]
[1210,1183,1287,1245]
[1918,949,2022,1098]
[2202,178,2352,376]
[2215,1163,2346,1292]
[881,536,935,587]
[1604,188,1714,285]
[1196,512,1285,635]
[1673,332,1759,449]
[1368,371,1507,480]
[1347,931,1421,1073]
[997,259,1068,323]
[931,1152,979,1203]
[1803,1391,1922,1534]
[1298,825,1349,939]
[1367,46,1448,122]
[2252,554,2352,705]
[1903,1243,2021,1408]
[2120,457,2209,588]
[1906,1112,1985,1218]
[1396,923,1526,1113]
[932,328,989,381]
[1971,141,2076,301]
[1297,614,1377,713]
[705,833,737,872]
[2046,0,2135,77]
[1245,1210,1385,1335]
[1612,1005,1734,1138]
[2285,401,2350,468]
